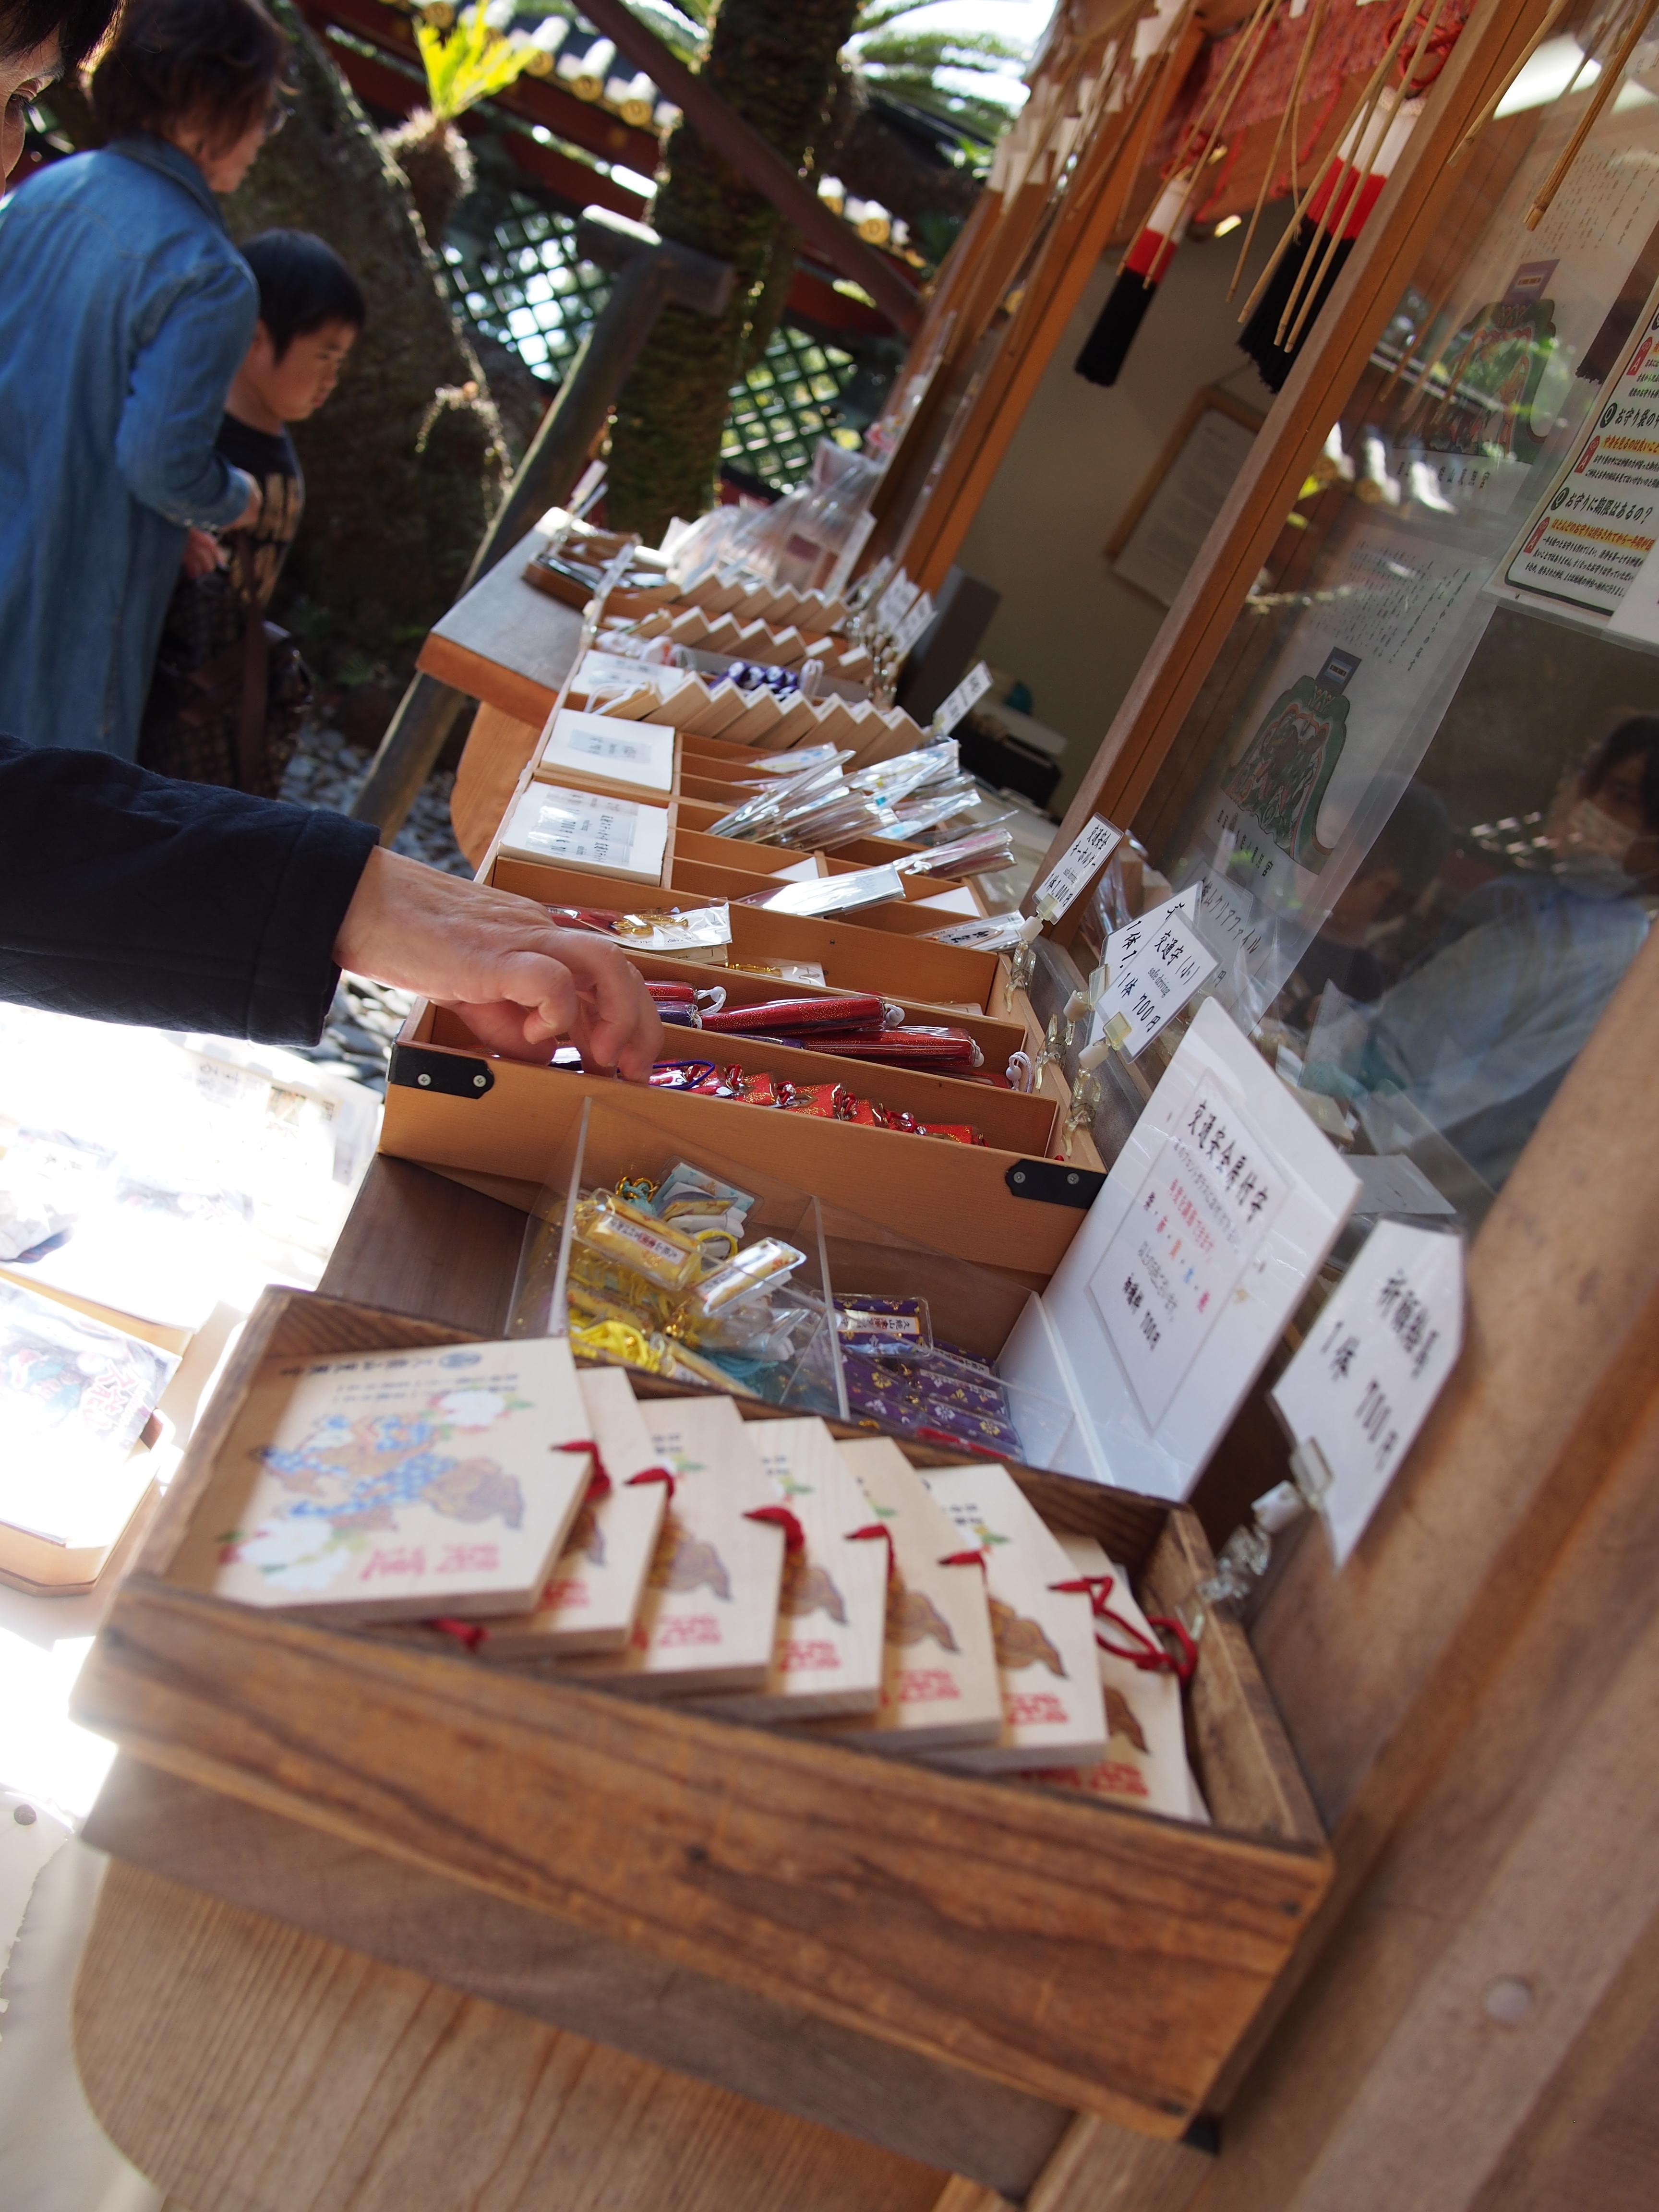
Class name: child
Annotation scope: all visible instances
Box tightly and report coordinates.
[138,228,366,794]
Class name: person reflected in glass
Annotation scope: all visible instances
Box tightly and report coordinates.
[1342,719,1659,1189]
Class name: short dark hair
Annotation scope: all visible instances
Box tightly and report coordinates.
[0,0,118,72]
[1584,714,1659,834]
[241,229,366,359]
[90,0,287,153]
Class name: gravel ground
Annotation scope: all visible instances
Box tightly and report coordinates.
[277,721,471,1093]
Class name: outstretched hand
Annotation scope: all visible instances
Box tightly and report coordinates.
[333,847,662,1080]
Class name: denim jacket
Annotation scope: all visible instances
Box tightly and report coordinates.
[0,137,258,757]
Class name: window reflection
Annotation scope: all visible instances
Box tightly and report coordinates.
[1282,718,1657,1191]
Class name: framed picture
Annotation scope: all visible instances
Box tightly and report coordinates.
[1106,385,1263,606]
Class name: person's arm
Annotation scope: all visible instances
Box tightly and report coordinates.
[115,256,260,529]
[0,742,663,1074]
[332,849,663,1077]
[0,737,376,1040]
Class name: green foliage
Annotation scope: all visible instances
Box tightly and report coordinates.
[849,9,1028,148]
[408,1,565,120]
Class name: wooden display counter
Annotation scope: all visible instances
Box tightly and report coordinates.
[70,1161,1322,2211]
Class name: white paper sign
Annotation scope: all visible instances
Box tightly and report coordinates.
[876,569,918,633]
[926,912,1027,950]
[891,590,936,657]
[1270,1220,1464,1565]
[1032,817,1124,923]
[998,999,1359,1501]
[1091,1082,1286,1428]
[1094,908,1218,1059]
[931,660,992,736]
[560,722,660,766]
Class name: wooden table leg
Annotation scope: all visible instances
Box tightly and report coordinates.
[72,1862,948,2212]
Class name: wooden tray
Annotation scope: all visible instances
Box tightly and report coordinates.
[73,1288,1332,2142]
[488,850,1021,1017]
[381,1001,1094,1282]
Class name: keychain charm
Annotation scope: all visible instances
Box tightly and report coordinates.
[1058,1037,1110,1159]
[1009,914,1044,994]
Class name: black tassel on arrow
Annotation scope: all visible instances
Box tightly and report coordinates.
[1239,217,1356,393]
[1075,269,1157,388]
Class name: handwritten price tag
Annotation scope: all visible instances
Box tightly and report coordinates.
[1032,817,1124,923]
[1270,1220,1464,1566]
[931,660,993,737]
[891,590,936,657]
[1088,1083,1286,1429]
[1094,907,1218,1058]
[876,569,919,633]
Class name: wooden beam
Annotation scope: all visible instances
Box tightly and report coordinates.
[300,0,663,174]
[73,1862,949,2212]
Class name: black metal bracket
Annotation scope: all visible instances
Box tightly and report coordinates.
[1005,1158,1104,1208]
[387,1045,495,1099]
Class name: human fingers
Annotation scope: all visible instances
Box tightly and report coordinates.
[530,931,663,1080]
[442,997,563,1063]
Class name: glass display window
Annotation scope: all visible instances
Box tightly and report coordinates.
[1110,12,1659,1229]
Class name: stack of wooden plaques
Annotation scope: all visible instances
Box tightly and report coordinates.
[74,1285,1333,2150]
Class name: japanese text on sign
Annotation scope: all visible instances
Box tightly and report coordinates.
[931,661,992,737]
[1088,1085,1285,1428]
[891,590,936,657]
[1269,1220,1464,1568]
[1033,817,1124,923]
[1505,293,1659,621]
[876,569,919,633]
[1094,908,1219,1058]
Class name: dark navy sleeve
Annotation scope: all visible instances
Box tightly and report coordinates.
[0,738,378,1042]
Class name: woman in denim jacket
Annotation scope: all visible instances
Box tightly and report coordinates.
[0,0,288,759]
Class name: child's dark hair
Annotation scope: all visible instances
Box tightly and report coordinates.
[241,229,367,360]
[90,0,287,152]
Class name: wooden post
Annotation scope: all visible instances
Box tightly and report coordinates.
[349,215,730,837]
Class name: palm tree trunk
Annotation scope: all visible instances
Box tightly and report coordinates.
[605,0,860,543]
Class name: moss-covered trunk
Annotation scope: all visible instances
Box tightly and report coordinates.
[224,4,505,694]
[604,0,859,543]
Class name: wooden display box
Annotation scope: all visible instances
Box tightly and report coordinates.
[74,1288,1332,2146]
[381,999,1093,1281]
[675,798,971,885]
[486,849,1022,1017]
[486,796,985,941]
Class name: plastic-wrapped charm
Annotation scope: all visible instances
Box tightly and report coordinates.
[689,1237,806,1315]
[836,1296,932,1352]
[573,1191,704,1291]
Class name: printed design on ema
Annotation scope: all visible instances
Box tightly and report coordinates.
[218,1386,531,1591]
[989,1597,1067,1678]
[781,1549,847,1623]
[887,1578,958,1652]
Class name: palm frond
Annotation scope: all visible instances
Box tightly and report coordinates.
[625,0,709,61]
[868,80,1021,141]
[853,0,1025,33]
[854,29,1029,72]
